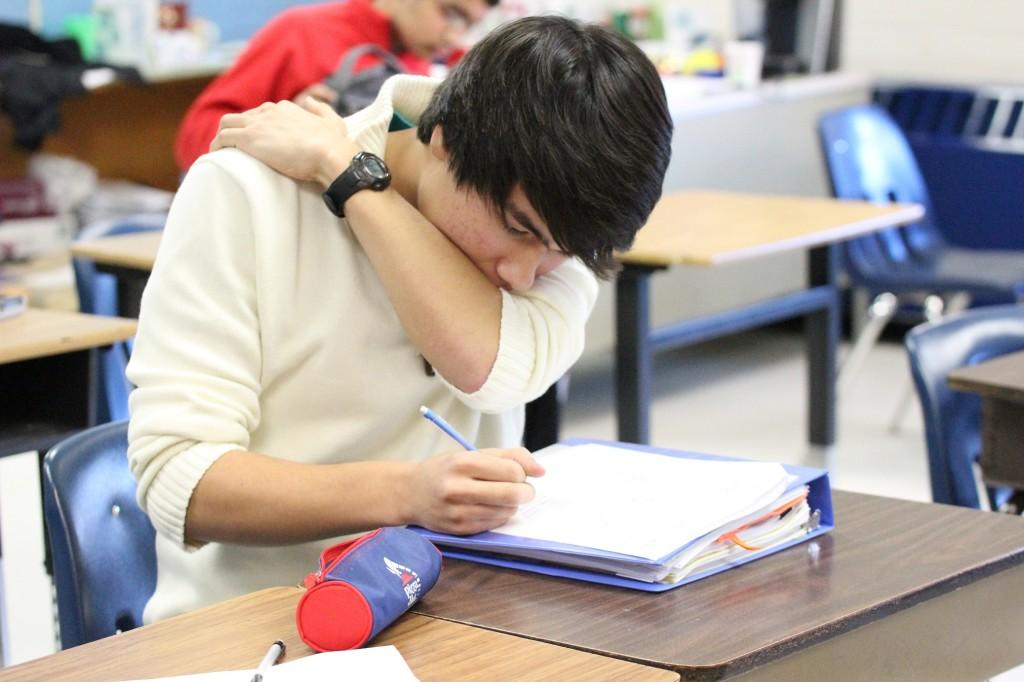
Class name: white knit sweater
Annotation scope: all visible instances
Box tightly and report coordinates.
[126,76,598,622]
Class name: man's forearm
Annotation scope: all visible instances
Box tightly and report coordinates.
[343,188,502,393]
[184,450,414,545]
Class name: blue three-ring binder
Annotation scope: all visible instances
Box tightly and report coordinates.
[413,439,834,592]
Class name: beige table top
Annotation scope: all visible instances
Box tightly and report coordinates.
[68,192,925,273]
[0,308,137,364]
[948,350,1024,403]
[619,190,925,266]
[70,231,163,271]
[0,587,679,682]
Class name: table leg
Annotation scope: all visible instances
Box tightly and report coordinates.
[806,245,839,446]
[616,266,654,444]
[113,269,149,320]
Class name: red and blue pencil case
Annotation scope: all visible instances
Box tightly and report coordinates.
[296,527,442,651]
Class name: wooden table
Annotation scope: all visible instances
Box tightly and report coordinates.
[412,490,1024,681]
[613,190,924,444]
[949,350,1024,490]
[0,308,137,458]
[0,587,678,681]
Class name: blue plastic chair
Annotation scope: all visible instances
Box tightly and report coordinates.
[43,420,157,648]
[73,214,164,422]
[818,104,1024,307]
[905,305,1024,509]
[818,105,1024,405]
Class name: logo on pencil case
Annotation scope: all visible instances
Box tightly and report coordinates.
[383,557,422,606]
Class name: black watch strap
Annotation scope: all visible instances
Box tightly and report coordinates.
[322,151,391,217]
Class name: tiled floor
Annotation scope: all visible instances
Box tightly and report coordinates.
[1,328,1021,678]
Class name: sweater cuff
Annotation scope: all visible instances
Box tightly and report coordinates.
[144,442,241,552]
[441,290,545,413]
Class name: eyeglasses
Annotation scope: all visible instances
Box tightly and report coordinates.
[437,1,471,33]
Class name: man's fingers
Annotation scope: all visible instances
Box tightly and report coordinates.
[217,112,248,131]
[209,127,247,152]
[432,503,519,535]
[493,448,546,478]
[444,478,535,508]
[299,83,338,107]
[308,96,338,117]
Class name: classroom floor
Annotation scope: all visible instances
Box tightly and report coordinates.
[2,328,1022,679]
[562,328,933,500]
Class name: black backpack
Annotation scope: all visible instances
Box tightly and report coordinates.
[323,44,407,116]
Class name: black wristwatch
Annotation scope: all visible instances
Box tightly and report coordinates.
[321,151,391,217]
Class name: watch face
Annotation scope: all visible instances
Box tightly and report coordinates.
[356,152,391,190]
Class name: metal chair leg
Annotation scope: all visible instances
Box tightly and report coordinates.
[889,293,972,433]
[839,292,898,395]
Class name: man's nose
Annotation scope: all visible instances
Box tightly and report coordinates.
[497,245,545,292]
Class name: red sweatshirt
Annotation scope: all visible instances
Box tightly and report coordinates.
[174,0,431,171]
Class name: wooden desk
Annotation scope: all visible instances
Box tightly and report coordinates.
[0,587,678,681]
[0,308,137,457]
[412,490,1024,680]
[614,190,923,445]
[71,231,162,319]
[949,350,1024,490]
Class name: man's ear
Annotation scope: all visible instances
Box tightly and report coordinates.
[429,125,448,161]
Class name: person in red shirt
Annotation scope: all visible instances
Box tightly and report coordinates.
[174,0,496,171]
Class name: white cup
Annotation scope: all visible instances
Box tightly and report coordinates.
[724,40,765,89]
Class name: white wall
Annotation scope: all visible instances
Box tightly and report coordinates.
[841,0,1024,86]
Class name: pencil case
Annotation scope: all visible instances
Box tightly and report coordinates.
[295,527,443,651]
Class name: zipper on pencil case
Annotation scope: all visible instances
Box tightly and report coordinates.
[304,528,383,588]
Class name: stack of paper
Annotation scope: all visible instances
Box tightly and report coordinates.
[415,441,832,591]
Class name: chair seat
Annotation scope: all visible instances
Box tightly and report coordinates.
[853,246,1024,301]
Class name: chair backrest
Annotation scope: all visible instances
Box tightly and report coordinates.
[818,104,947,284]
[43,420,157,649]
[905,304,1024,508]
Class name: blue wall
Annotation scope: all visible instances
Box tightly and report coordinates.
[0,1,323,43]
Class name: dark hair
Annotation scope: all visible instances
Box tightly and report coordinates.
[417,15,672,278]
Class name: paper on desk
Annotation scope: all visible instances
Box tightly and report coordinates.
[122,645,418,682]
[500,443,792,560]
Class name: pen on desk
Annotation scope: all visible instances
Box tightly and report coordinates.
[250,640,285,682]
[419,405,476,451]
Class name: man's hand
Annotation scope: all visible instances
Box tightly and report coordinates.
[292,82,339,107]
[402,448,546,535]
[210,97,358,187]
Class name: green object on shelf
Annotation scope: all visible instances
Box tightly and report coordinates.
[63,14,98,61]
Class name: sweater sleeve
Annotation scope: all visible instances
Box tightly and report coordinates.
[126,158,263,549]
[440,258,599,413]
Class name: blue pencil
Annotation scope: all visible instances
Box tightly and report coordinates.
[419,405,476,451]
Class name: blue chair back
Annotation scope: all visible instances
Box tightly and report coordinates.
[73,214,164,422]
[42,421,157,649]
[905,305,1024,508]
[818,105,947,286]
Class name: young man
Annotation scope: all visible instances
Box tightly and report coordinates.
[129,16,672,622]
[174,0,497,170]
